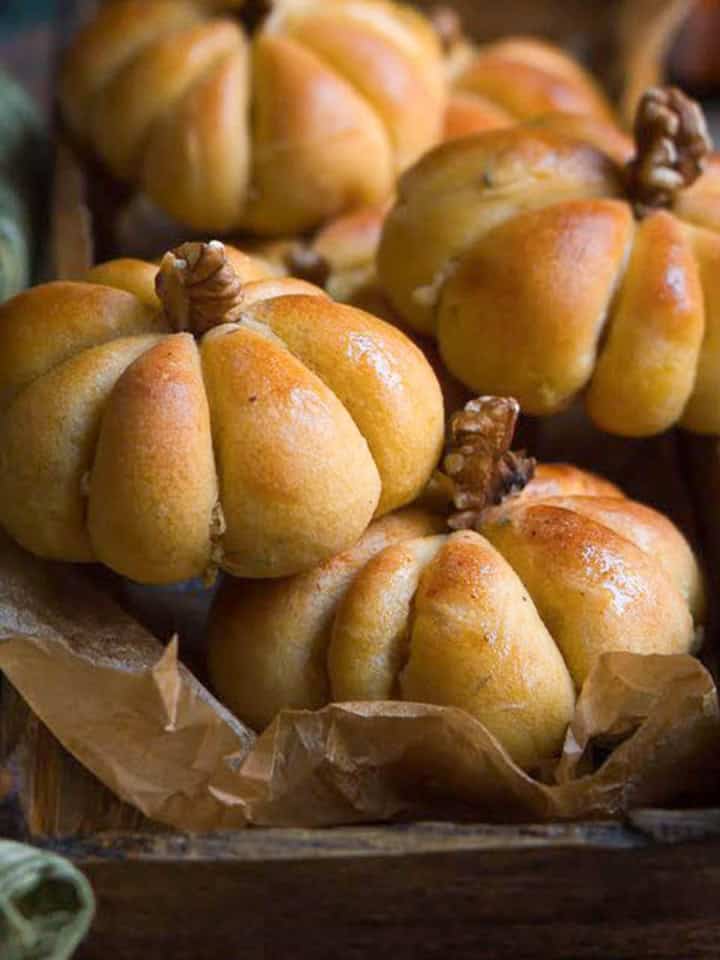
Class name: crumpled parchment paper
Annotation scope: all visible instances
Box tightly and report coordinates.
[0,531,717,832]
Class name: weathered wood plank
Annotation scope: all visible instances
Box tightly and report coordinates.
[51,140,93,279]
[629,806,720,843]
[70,836,720,960]
[44,819,644,863]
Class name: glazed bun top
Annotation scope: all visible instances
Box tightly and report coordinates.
[0,241,444,584]
[60,0,446,234]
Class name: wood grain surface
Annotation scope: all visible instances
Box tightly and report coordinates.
[64,825,720,960]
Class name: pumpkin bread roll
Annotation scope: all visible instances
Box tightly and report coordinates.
[60,0,445,235]
[378,86,720,436]
[245,24,628,320]
[0,241,443,584]
[433,11,618,144]
[450,37,614,123]
[208,398,703,770]
[209,508,445,729]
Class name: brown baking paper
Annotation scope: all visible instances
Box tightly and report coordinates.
[0,530,718,832]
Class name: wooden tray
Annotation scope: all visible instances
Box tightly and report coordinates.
[5,5,720,957]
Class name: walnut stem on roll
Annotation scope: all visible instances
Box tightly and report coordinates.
[626,86,713,217]
[429,5,464,53]
[431,396,536,530]
[284,243,331,288]
[156,241,246,336]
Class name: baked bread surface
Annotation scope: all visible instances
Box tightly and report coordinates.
[0,249,444,583]
[378,123,720,435]
[60,0,446,234]
[209,463,703,768]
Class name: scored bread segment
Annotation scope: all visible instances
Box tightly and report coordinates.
[437,198,635,415]
[586,210,705,436]
[481,501,695,687]
[208,509,442,729]
[0,336,163,562]
[143,49,251,232]
[0,283,166,407]
[200,323,381,579]
[244,293,445,517]
[401,530,576,771]
[88,334,218,584]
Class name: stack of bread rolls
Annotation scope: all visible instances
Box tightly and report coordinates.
[0,3,705,784]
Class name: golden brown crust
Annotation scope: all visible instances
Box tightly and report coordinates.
[378,107,720,436]
[0,282,166,407]
[90,20,244,181]
[0,245,443,583]
[440,34,618,161]
[378,128,622,335]
[398,531,576,770]
[481,502,695,686]
[60,0,201,134]
[0,336,161,562]
[283,4,444,173]
[437,199,634,415]
[143,49,251,233]
[518,462,624,501]
[246,294,445,517]
[586,210,705,436]
[529,494,705,623]
[208,462,702,769]
[328,534,446,701]
[200,323,382,578]
[84,246,286,313]
[245,32,393,234]
[61,0,445,234]
[454,37,614,125]
[208,509,443,729]
[313,203,390,274]
[527,112,634,166]
[88,335,218,584]
[681,223,720,432]
[84,259,161,309]
[444,90,513,140]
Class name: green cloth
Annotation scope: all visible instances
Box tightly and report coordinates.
[0,841,95,960]
[0,67,48,298]
[0,2,55,28]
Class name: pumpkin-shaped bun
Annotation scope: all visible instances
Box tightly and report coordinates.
[208,463,701,769]
[0,242,443,584]
[378,87,720,436]
[60,0,445,235]
[443,32,616,142]
[208,400,703,769]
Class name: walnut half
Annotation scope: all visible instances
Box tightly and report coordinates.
[156,240,245,336]
[626,86,712,217]
[433,396,536,531]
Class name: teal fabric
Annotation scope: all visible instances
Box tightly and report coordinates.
[0,67,48,296]
[0,841,95,960]
[0,2,56,30]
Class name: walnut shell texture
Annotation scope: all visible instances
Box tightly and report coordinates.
[378,123,720,436]
[60,0,446,235]
[0,249,444,583]
[208,463,704,769]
